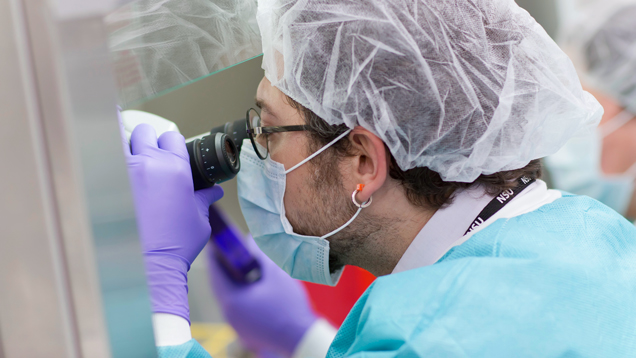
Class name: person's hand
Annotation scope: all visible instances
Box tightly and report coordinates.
[207,228,318,357]
[120,115,224,322]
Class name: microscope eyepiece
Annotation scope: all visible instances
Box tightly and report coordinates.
[186,118,247,190]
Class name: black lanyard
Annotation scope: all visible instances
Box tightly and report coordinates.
[464,176,536,235]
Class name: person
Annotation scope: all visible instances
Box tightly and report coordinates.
[544,2,636,220]
[122,0,636,356]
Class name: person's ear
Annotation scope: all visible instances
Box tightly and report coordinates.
[347,127,389,204]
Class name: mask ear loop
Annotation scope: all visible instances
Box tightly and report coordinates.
[285,129,352,174]
[599,110,635,138]
[321,184,371,240]
[598,109,636,179]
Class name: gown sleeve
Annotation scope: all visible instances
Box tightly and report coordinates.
[157,339,212,358]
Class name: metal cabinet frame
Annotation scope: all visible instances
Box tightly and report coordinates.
[0,0,156,357]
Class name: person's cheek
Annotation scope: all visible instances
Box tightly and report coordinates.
[283,163,318,234]
[283,169,305,214]
[278,133,314,222]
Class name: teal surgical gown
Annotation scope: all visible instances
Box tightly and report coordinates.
[162,194,636,357]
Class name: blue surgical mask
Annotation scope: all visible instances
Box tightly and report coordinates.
[237,130,362,286]
[546,109,636,215]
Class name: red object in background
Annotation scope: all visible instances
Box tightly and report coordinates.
[302,266,376,327]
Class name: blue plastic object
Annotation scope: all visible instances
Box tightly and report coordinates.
[208,205,261,283]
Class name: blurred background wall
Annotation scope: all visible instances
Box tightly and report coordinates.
[517,0,559,38]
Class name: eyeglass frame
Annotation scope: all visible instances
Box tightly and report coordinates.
[245,107,310,159]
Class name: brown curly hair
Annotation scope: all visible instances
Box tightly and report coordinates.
[287,96,542,210]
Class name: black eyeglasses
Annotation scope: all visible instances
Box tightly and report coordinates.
[245,108,310,159]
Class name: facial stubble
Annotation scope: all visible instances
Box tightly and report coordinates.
[286,150,387,274]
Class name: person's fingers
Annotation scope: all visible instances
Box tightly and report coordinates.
[158,131,188,161]
[130,124,158,155]
[117,108,131,157]
[196,185,225,207]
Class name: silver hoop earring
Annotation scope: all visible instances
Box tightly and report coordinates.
[352,186,372,208]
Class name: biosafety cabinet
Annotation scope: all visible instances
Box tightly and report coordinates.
[0,0,558,356]
[0,0,260,356]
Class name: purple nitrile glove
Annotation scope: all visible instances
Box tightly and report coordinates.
[207,228,318,357]
[120,114,224,323]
